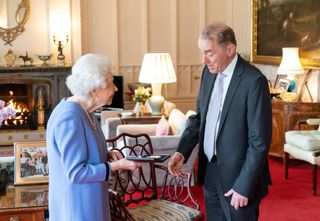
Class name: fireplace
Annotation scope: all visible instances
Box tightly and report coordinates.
[0,82,51,129]
[0,66,71,130]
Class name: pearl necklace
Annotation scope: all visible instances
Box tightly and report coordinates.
[84,111,97,130]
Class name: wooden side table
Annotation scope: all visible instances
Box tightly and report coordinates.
[119,113,164,124]
[0,182,48,221]
[270,100,320,157]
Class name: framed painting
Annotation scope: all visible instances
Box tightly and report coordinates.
[14,141,48,185]
[251,0,320,68]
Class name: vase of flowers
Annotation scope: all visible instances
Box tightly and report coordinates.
[133,86,151,115]
[0,100,16,127]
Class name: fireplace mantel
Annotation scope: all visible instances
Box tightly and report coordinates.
[0,66,72,108]
[0,66,71,73]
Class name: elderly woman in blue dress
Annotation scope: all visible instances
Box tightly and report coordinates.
[47,54,141,221]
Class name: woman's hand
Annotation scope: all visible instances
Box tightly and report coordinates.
[110,158,142,171]
[107,150,123,162]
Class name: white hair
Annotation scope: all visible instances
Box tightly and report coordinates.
[66,54,112,97]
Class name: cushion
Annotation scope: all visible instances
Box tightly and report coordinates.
[155,116,171,136]
[163,101,177,116]
[186,110,196,118]
[168,109,187,135]
[129,199,201,221]
[284,143,320,165]
[285,130,320,151]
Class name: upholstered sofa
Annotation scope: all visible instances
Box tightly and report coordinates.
[100,101,176,140]
[100,110,127,140]
[115,109,199,185]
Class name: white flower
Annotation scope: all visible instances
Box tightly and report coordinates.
[0,100,4,109]
[0,99,16,127]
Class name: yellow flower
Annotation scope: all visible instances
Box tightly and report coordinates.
[133,86,151,104]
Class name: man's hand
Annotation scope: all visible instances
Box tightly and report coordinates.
[224,189,248,210]
[168,152,185,176]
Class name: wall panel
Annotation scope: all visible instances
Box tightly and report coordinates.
[177,0,201,64]
[83,0,113,56]
[205,0,228,24]
[230,0,251,58]
[118,0,144,65]
[148,0,173,53]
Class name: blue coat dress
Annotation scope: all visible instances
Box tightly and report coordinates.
[47,98,111,221]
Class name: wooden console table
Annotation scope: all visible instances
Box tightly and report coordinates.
[0,182,48,221]
[270,100,320,157]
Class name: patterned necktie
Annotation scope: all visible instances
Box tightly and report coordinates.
[204,73,226,161]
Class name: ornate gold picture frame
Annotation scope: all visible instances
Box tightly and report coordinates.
[14,141,48,185]
[251,0,320,68]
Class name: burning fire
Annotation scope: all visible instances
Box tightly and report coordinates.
[3,91,30,126]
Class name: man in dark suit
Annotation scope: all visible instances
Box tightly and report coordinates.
[168,23,272,221]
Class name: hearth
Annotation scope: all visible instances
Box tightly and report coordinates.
[0,66,71,130]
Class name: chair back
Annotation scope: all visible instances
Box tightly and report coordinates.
[159,168,200,210]
[107,133,158,205]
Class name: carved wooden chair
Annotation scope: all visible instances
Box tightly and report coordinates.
[107,133,204,221]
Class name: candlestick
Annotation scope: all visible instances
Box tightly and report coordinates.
[53,35,69,66]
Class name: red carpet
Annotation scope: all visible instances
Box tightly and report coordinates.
[192,156,320,221]
[260,157,320,221]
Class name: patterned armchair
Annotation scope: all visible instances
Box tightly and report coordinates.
[107,133,204,221]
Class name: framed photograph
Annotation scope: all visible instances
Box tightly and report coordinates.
[15,185,48,207]
[14,141,48,185]
[277,78,291,91]
[251,0,320,68]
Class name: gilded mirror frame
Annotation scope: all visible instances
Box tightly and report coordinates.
[0,0,30,46]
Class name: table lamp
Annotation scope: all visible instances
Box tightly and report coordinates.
[276,47,304,92]
[139,53,176,115]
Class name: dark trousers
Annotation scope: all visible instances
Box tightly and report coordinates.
[204,157,260,221]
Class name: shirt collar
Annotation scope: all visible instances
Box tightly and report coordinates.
[221,54,238,77]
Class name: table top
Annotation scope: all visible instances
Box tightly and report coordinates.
[120,112,162,119]
[0,181,48,211]
[119,113,165,124]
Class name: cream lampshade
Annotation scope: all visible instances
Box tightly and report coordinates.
[277,47,304,79]
[139,53,176,115]
[277,47,305,101]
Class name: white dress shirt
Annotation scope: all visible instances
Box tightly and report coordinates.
[204,54,238,159]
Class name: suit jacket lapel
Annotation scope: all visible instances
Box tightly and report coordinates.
[203,70,217,118]
[217,56,245,137]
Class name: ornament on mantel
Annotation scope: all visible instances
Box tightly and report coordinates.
[4,49,16,67]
